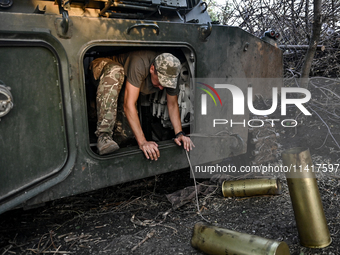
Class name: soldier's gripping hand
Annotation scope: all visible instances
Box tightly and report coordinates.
[174,134,195,152]
[139,141,160,160]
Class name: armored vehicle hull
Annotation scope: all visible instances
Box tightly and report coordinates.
[0,0,283,214]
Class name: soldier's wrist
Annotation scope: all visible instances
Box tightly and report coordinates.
[175,131,185,138]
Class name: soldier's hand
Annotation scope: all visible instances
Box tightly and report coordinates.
[139,141,160,160]
[174,135,195,152]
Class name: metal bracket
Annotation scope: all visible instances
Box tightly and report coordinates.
[34,5,46,14]
[127,23,160,35]
[0,81,14,120]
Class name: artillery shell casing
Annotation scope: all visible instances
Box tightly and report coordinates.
[191,222,290,255]
[222,178,282,197]
[282,147,331,248]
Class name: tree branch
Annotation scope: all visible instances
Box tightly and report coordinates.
[299,0,323,88]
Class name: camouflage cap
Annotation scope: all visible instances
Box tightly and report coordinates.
[154,53,181,89]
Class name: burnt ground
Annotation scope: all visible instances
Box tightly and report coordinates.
[1,79,340,255]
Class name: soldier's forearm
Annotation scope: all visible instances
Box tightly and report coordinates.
[167,95,182,134]
[124,104,146,146]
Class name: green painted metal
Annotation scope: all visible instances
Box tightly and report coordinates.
[0,31,77,213]
[0,1,283,213]
[0,44,67,198]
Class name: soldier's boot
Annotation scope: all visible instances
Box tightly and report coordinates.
[97,133,120,155]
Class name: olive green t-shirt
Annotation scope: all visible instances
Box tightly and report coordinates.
[112,50,179,96]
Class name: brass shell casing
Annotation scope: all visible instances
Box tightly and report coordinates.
[191,222,290,255]
[282,147,331,248]
[222,178,282,197]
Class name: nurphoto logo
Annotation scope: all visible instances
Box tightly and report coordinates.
[197,82,222,115]
[199,83,312,128]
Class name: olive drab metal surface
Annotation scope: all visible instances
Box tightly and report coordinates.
[0,0,283,214]
[0,42,69,201]
[0,31,77,213]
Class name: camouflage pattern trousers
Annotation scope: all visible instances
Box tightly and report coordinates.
[93,60,125,137]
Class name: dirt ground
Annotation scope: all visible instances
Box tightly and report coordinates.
[1,79,340,255]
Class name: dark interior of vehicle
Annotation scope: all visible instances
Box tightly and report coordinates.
[83,46,192,154]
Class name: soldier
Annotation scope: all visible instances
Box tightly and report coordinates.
[90,50,194,160]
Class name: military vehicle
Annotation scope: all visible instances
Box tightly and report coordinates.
[0,0,283,214]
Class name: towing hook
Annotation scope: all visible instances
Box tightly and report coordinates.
[200,1,208,13]
[61,10,69,35]
[0,81,14,119]
[199,22,212,42]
